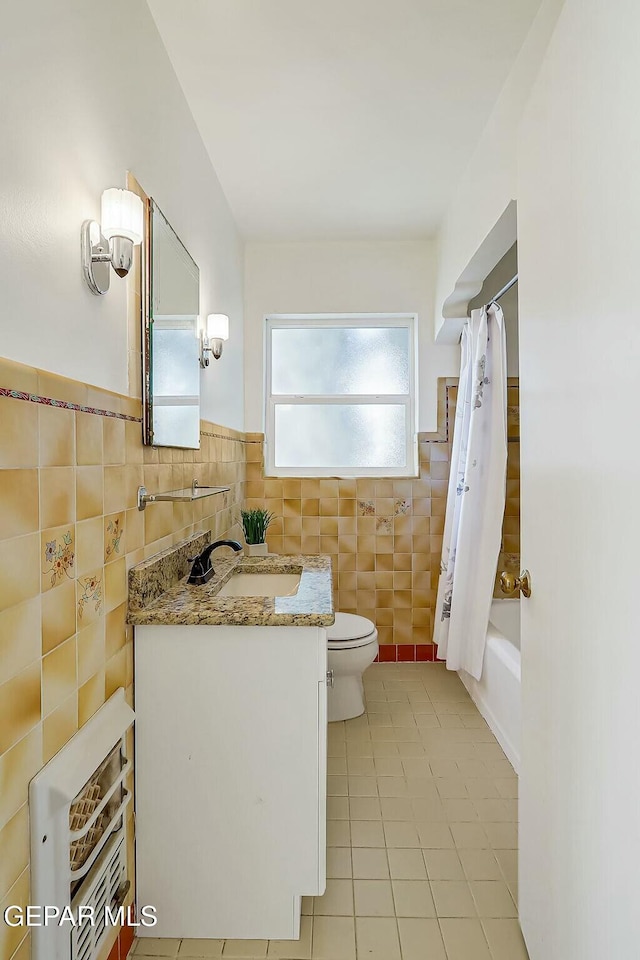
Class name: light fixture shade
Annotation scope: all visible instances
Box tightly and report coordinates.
[101,188,144,244]
[207,314,230,341]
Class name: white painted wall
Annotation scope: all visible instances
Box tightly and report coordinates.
[434,0,564,337]
[516,1,640,956]
[0,0,244,430]
[244,241,459,434]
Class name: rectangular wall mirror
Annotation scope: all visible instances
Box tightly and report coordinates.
[143,199,200,448]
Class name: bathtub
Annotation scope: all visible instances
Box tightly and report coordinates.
[459,598,521,772]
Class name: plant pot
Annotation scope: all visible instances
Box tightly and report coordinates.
[246,542,268,557]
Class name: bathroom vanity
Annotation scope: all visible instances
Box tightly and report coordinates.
[128,536,333,940]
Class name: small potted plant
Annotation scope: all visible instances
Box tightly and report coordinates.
[241,507,275,556]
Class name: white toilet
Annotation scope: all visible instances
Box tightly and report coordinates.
[327,613,379,722]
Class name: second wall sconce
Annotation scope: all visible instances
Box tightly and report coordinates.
[200,313,230,366]
[82,188,144,295]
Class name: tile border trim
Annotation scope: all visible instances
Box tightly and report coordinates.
[0,386,142,422]
[375,644,443,663]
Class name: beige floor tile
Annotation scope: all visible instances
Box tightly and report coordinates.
[387,848,427,880]
[411,797,446,821]
[429,759,460,778]
[431,880,477,918]
[373,758,404,776]
[133,940,181,956]
[347,758,376,777]
[352,848,389,879]
[314,879,354,916]
[178,940,225,957]
[435,778,468,799]
[470,881,517,918]
[401,759,431,778]
[395,742,425,758]
[327,757,348,777]
[349,797,382,820]
[450,822,490,849]
[474,799,512,822]
[423,849,464,880]
[222,941,267,957]
[439,919,492,960]
[442,798,478,821]
[346,741,373,759]
[416,822,455,849]
[484,822,518,849]
[348,777,378,797]
[327,797,349,820]
[485,760,516,778]
[354,917,400,960]
[267,917,313,958]
[383,821,420,848]
[380,797,414,820]
[350,820,385,847]
[465,778,500,799]
[482,919,530,960]
[301,899,313,916]
[311,916,355,960]
[391,880,436,918]
[327,847,352,879]
[459,849,502,880]
[494,848,518,881]
[405,778,439,799]
[397,918,446,960]
[377,777,408,797]
[327,819,351,847]
[371,742,401,758]
[327,776,348,797]
[353,880,395,917]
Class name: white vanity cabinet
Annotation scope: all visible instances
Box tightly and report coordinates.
[134,623,327,941]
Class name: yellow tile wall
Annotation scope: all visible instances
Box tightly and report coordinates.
[0,356,247,960]
[496,382,521,594]
[244,380,456,647]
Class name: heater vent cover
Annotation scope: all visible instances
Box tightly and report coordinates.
[30,689,135,960]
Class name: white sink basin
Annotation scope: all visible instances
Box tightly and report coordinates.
[216,572,301,598]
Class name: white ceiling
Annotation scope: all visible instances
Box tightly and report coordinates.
[147,0,542,241]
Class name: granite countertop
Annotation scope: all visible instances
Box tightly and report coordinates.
[128,548,335,627]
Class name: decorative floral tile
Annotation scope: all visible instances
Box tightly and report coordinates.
[394,499,411,516]
[77,570,103,624]
[357,499,375,517]
[104,512,124,564]
[376,516,393,534]
[42,526,75,590]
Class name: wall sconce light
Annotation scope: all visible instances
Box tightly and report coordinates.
[82,188,144,295]
[200,314,229,366]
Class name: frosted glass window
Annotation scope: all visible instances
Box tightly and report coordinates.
[266,316,416,477]
[274,404,406,469]
[272,327,409,395]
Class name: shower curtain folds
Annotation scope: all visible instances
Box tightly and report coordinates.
[434,304,508,680]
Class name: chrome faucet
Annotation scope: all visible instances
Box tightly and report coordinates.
[187,540,243,585]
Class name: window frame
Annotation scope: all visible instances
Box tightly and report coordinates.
[264,313,418,478]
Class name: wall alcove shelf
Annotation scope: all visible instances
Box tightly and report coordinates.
[137,479,230,511]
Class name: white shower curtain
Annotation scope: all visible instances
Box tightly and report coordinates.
[434,303,508,680]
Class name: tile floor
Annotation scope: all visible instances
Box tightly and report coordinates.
[132,663,528,960]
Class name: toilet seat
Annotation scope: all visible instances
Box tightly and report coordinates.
[327,613,377,650]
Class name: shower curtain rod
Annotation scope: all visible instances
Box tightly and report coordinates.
[488,273,518,305]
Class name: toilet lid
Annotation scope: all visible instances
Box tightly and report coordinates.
[327,613,376,643]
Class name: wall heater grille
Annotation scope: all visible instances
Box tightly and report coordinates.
[30,689,135,960]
